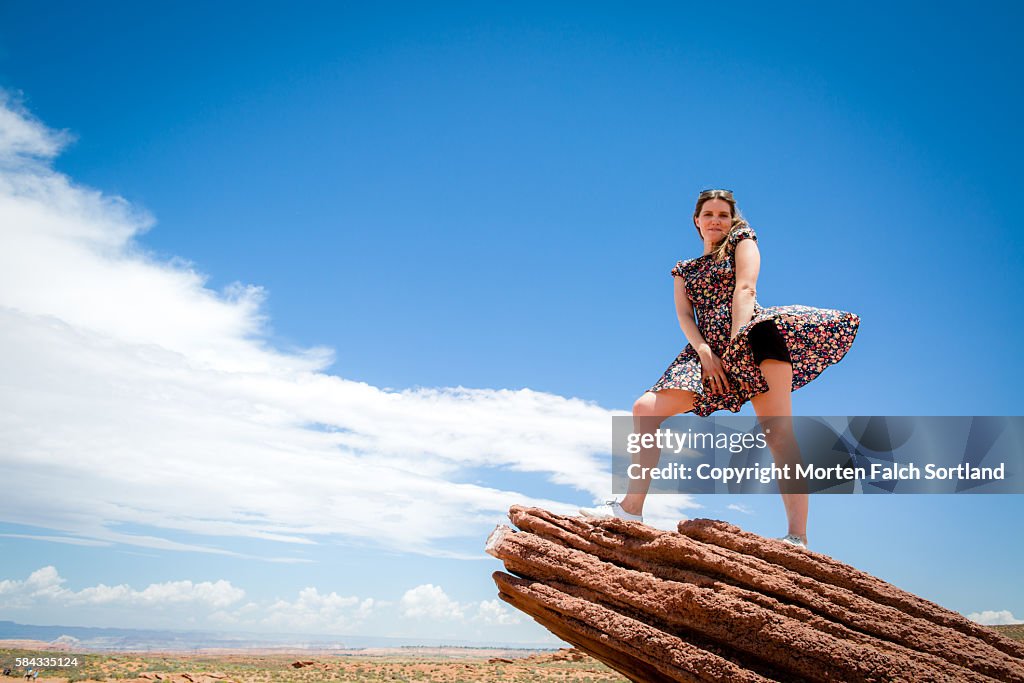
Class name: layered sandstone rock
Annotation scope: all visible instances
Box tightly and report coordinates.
[487,506,1024,683]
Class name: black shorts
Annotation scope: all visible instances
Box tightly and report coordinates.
[747,320,791,366]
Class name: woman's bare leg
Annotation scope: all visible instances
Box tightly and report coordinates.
[749,360,807,541]
[620,389,696,516]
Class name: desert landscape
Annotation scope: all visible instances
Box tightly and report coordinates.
[0,644,625,683]
[3,627,1022,682]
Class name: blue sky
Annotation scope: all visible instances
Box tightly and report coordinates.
[0,2,1022,642]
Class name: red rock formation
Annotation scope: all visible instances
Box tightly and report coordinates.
[487,506,1024,683]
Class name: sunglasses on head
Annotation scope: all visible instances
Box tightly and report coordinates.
[698,188,734,197]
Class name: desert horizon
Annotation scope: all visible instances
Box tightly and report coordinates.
[3,620,1022,682]
[0,620,558,653]
[1,641,624,683]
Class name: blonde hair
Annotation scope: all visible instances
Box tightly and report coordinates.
[692,189,750,262]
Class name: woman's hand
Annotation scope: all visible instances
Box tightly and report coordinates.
[726,333,755,395]
[720,336,754,395]
[696,346,730,395]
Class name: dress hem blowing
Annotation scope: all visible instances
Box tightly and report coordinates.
[646,225,860,417]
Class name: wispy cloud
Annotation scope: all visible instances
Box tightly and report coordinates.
[0,533,112,547]
[0,92,696,561]
[0,92,71,162]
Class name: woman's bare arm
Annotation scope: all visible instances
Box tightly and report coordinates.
[674,277,710,353]
[731,238,760,339]
[676,276,729,393]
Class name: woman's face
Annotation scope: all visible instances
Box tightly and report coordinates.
[694,197,733,241]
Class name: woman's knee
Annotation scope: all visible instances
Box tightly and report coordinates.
[632,393,660,419]
[763,419,796,449]
[633,393,674,434]
[633,389,695,420]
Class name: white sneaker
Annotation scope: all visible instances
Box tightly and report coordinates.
[779,534,808,549]
[578,498,643,523]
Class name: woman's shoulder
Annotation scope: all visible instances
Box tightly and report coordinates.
[727,224,758,248]
[671,257,697,277]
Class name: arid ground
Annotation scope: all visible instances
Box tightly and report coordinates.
[3,626,1021,683]
[1,643,626,682]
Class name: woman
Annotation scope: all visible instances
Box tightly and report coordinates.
[580,189,859,548]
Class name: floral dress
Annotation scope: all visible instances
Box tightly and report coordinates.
[648,225,860,416]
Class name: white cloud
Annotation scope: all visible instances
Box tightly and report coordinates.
[256,587,377,632]
[399,583,465,621]
[0,566,244,610]
[0,566,368,633]
[967,610,1023,626]
[396,585,520,626]
[727,503,753,515]
[0,533,112,547]
[0,91,71,163]
[74,579,244,609]
[0,93,697,560]
[1,566,532,639]
[476,598,521,625]
[0,566,66,606]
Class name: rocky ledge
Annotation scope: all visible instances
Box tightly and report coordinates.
[486,506,1024,683]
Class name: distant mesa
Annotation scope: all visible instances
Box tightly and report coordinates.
[51,635,81,646]
[537,647,586,663]
[489,648,588,665]
[487,505,1024,683]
